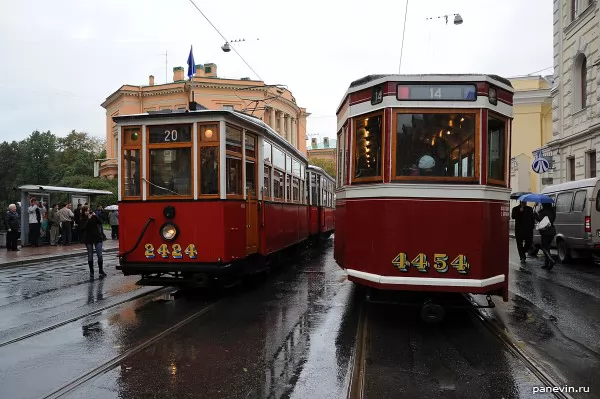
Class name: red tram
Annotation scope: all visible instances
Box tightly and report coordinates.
[114,109,335,286]
[334,74,514,315]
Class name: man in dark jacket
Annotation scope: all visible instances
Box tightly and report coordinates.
[4,204,21,251]
[512,201,534,263]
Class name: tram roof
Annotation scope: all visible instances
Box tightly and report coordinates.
[18,185,113,195]
[339,73,514,112]
[113,109,308,163]
[307,164,335,183]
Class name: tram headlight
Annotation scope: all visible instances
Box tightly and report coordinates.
[160,223,179,241]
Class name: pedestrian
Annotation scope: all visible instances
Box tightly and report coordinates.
[81,206,106,277]
[48,203,60,246]
[4,204,21,251]
[511,201,534,263]
[58,203,75,246]
[534,202,557,270]
[109,209,119,240]
[27,198,41,247]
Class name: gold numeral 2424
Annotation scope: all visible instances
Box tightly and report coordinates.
[392,253,470,274]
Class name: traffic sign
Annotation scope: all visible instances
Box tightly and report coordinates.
[532,151,550,174]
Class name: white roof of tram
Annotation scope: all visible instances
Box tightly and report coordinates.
[337,73,514,111]
[18,185,113,195]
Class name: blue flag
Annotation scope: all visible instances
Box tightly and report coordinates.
[187,46,196,79]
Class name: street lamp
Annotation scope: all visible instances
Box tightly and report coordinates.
[221,38,259,52]
[426,13,463,25]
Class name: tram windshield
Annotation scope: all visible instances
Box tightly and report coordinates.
[395,112,476,178]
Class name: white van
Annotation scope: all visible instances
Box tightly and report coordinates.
[531,177,600,262]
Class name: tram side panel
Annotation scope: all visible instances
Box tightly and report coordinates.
[261,202,309,255]
[338,198,508,297]
[323,207,335,233]
[118,201,226,265]
[333,201,347,265]
[308,206,319,235]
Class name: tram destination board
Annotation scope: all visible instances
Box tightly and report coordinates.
[149,124,192,143]
[397,83,477,101]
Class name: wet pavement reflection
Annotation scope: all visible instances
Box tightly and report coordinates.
[1,238,598,398]
[478,240,600,398]
[65,239,358,399]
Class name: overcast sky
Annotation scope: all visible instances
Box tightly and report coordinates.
[0,0,552,143]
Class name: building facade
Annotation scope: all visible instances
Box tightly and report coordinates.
[547,0,599,185]
[99,63,309,178]
[509,76,553,193]
[307,137,337,163]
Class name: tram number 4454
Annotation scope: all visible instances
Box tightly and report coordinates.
[392,253,470,274]
[144,244,198,259]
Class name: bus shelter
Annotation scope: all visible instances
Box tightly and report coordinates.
[18,185,113,246]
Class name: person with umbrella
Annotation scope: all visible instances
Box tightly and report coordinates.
[519,193,556,270]
[511,197,534,264]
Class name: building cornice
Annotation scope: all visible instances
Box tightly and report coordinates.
[513,89,551,105]
[545,121,600,148]
[564,2,596,37]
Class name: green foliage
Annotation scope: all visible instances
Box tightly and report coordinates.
[0,130,113,215]
[309,157,336,179]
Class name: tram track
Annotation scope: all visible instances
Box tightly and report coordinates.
[470,304,574,399]
[40,300,219,399]
[347,291,574,399]
[0,286,167,349]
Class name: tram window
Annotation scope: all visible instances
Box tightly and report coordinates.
[245,135,256,158]
[310,174,317,205]
[286,155,292,174]
[226,156,242,195]
[226,125,242,153]
[264,165,272,198]
[395,112,476,179]
[293,177,300,201]
[354,115,383,179]
[200,147,219,195]
[292,160,301,177]
[488,116,507,183]
[246,161,256,196]
[149,148,192,196]
[264,141,272,163]
[273,147,285,169]
[273,169,284,199]
[123,149,141,197]
[556,192,574,213]
[286,175,291,201]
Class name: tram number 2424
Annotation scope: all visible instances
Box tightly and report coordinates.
[392,253,470,274]
[144,244,198,259]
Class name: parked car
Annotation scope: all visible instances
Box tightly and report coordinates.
[530,177,600,262]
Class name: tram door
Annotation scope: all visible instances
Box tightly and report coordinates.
[245,160,259,254]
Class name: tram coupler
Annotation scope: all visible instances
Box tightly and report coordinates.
[464,294,496,309]
[420,300,445,324]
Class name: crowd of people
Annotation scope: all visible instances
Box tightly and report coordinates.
[3,199,119,250]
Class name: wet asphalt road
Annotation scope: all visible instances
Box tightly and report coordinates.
[0,238,598,398]
[478,240,600,398]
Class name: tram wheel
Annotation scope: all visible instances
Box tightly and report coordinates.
[420,301,445,324]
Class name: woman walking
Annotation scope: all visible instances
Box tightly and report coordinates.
[534,202,557,270]
[81,206,106,277]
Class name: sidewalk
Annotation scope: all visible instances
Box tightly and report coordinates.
[0,239,119,268]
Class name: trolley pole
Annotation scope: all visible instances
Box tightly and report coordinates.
[398,0,409,74]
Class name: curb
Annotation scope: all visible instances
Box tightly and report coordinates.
[0,248,119,269]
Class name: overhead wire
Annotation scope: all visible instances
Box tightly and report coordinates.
[186,0,263,81]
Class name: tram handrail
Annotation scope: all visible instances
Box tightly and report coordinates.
[119,217,154,259]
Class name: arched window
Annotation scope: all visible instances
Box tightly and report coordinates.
[574,54,587,110]
[581,56,587,108]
